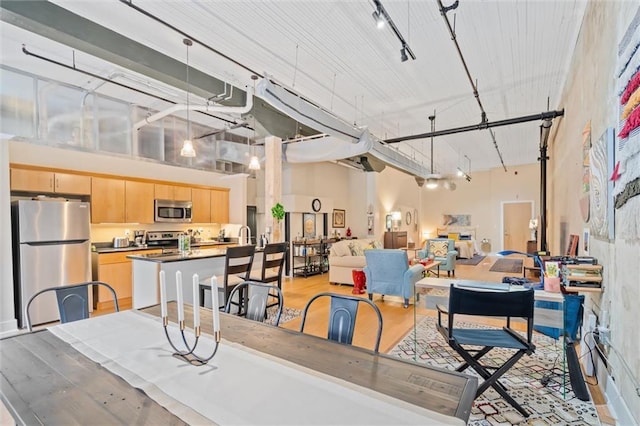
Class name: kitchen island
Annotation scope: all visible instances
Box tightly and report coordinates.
[128,247,264,310]
[128,249,228,309]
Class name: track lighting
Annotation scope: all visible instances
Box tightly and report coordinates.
[372,9,385,29]
[180,139,196,157]
[371,0,415,62]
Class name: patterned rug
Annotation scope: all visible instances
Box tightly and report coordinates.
[265,306,301,326]
[490,258,524,273]
[457,255,486,266]
[389,316,599,425]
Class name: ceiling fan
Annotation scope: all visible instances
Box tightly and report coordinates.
[422,114,457,191]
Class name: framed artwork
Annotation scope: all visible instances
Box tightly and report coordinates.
[385,214,392,231]
[405,211,412,225]
[583,228,590,254]
[303,213,316,238]
[367,214,374,235]
[333,209,345,228]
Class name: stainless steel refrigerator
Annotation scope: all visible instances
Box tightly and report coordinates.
[11,199,92,328]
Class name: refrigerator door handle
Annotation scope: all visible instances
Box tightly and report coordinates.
[25,239,89,246]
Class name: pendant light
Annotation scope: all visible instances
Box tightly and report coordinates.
[426,114,438,189]
[180,38,196,158]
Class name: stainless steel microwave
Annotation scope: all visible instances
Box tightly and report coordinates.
[154,199,193,223]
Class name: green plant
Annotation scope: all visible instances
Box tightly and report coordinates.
[271,203,285,222]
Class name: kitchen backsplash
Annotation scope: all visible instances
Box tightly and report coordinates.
[91,223,243,243]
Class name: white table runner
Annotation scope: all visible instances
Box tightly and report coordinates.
[50,311,463,425]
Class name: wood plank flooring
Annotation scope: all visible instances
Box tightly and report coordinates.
[92,254,613,424]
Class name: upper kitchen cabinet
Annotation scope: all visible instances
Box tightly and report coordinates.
[11,168,91,195]
[191,187,211,223]
[210,189,230,224]
[154,184,191,201]
[125,181,154,223]
[91,177,125,223]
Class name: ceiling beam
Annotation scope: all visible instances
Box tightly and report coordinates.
[383,110,565,144]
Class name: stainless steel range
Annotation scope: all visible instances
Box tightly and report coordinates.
[145,231,182,253]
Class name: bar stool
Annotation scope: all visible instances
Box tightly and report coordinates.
[199,245,255,310]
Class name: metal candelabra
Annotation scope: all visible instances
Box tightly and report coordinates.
[160,271,221,366]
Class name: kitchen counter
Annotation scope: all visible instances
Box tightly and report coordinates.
[127,248,227,263]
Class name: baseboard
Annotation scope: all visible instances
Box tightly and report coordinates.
[0,319,18,338]
[603,374,635,425]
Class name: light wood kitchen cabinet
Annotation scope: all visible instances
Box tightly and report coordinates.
[191,187,211,223]
[210,189,230,224]
[154,184,191,201]
[11,168,91,195]
[125,181,154,223]
[94,249,161,310]
[91,177,125,223]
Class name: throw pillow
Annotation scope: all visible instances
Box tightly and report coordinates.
[367,240,383,250]
[429,240,449,257]
[447,232,459,241]
[348,242,365,256]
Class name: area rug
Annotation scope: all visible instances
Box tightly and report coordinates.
[389,316,599,425]
[489,258,523,273]
[265,306,301,326]
[457,255,486,266]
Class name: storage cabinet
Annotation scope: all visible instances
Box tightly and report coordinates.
[384,231,407,249]
[210,189,230,224]
[91,177,125,223]
[125,181,154,223]
[11,168,91,195]
[155,184,191,201]
[191,188,211,223]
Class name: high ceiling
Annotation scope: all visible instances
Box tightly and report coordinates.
[1,0,587,176]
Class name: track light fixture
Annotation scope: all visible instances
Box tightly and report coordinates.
[372,7,385,29]
[372,0,416,62]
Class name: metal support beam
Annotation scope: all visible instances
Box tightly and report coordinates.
[384,110,565,143]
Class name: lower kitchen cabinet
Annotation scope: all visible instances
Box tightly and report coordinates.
[93,250,160,310]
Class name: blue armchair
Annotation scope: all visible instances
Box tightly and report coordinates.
[364,250,424,308]
[417,238,457,277]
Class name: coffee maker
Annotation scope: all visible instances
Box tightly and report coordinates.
[133,230,147,247]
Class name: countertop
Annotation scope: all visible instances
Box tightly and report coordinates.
[127,246,264,263]
[127,248,228,263]
[92,240,235,254]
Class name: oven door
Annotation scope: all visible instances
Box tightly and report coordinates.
[154,200,192,223]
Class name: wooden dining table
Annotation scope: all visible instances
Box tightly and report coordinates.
[1,303,478,424]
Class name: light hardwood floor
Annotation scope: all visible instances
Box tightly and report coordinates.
[95,254,613,424]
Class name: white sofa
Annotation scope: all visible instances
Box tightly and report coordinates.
[328,238,382,285]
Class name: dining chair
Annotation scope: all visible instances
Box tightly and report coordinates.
[224,281,284,326]
[249,242,287,308]
[25,281,119,331]
[436,284,536,418]
[199,245,255,310]
[299,292,383,352]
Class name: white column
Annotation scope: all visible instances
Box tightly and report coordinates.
[264,136,283,242]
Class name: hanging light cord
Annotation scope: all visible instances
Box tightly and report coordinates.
[184,38,192,141]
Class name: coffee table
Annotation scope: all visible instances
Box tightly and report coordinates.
[418,260,441,277]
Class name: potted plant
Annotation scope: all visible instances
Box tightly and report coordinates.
[271,202,285,223]
[271,203,285,242]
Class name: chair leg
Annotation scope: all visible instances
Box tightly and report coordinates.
[368,293,373,301]
[403,298,409,308]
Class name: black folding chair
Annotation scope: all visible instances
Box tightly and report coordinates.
[299,292,383,352]
[25,281,119,331]
[436,284,536,417]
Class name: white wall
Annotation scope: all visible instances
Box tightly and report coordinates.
[550,2,639,422]
[0,140,18,336]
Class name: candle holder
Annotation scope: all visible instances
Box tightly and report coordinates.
[160,271,222,366]
[162,317,221,366]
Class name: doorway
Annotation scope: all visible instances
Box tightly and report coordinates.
[246,205,257,245]
[501,201,534,252]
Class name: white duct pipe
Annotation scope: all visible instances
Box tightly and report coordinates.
[284,131,373,163]
[134,87,253,130]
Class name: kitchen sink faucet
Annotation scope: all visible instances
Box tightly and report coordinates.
[239,226,252,246]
